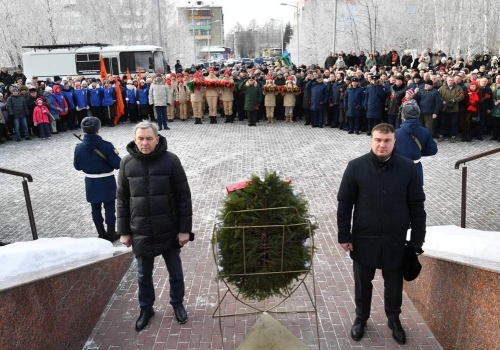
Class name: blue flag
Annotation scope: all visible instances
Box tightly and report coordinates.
[280,50,293,67]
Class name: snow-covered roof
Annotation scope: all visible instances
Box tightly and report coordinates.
[24,45,163,55]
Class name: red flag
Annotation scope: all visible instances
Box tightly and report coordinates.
[137,68,143,90]
[126,67,131,82]
[100,55,108,80]
[114,77,125,125]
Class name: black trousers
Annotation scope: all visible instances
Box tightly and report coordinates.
[353,260,403,322]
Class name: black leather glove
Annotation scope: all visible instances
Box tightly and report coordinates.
[409,241,424,254]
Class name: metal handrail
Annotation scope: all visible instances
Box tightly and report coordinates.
[454,147,500,228]
[455,147,500,169]
[0,167,38,240]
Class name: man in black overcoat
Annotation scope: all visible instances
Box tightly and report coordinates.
[337,123,426,345]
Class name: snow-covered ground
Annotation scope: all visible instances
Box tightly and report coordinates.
[1,225,498,287]
[421,225,500,263]
[0,237,128,283]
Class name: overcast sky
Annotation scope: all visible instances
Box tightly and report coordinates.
[176,0,298,32]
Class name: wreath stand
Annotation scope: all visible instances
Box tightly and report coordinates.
[211,207,320,349]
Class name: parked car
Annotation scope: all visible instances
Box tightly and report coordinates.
[254,57,264,65]
[241,58,254,68]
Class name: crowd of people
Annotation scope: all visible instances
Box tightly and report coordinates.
[1,47,500,145]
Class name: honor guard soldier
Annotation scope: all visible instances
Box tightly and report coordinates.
[74,116,121,241]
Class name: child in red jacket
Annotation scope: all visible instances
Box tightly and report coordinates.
[32,97,51,139]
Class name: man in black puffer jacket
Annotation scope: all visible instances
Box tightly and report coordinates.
[117,120,193,331]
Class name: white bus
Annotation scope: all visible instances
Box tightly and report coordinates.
[22,43,168,80]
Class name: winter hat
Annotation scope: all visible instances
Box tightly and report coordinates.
[11,86,19,93]
[45,86,53,92]
[178,78,184,84]
[81,116,101,134]
[53,85,62,94]
[81,81,88,86]
[395,75,405,81]
[413,73,422,80]
[424,79,433,86]
[54,76,61,82]
[287,75,294,81]
[36,97,44,104]
[469,81,479,88]
[406,88,414,96]
[401,99,420,120]
[183,72,189,77]
[127,80,133,84]
[223,69,231,76]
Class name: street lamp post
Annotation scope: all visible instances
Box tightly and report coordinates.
[191,4,196,65]
[280,2,299,66]
[207,20,220,64]
[270,18,284,56]
[332,0,338,55]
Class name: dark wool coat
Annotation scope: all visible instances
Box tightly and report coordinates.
[117,135,193,257]
[73,134,121,203]
[363,84,386,119]
[416,88,442,115]
[386,84,407,116]
[344,86,365,117]
[306,80,329,111]
[337,151,426,270]
[300,78,312,108]
[329,80,347,105]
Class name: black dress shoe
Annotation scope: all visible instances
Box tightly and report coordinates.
[348,130,354,134]
[135,307,154,331]
[388,319,406,345]
[174,305,188,324]
[351,317,366,341]
[164,127,171,130]
[356,131,360,135]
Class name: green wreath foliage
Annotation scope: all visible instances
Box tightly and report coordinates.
[214,171,316,301]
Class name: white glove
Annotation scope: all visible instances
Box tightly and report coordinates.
[86,106,90,109]
[125,98,129,101]
[76,107,81,111]
[34,122,38,126]
[137,101,140,105]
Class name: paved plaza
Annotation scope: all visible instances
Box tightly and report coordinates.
[1,118,499,349]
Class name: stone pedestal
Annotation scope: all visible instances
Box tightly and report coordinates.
[0,249,134,350]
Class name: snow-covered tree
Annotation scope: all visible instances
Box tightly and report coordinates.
[0,0,195,68]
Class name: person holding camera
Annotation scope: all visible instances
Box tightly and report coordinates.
[437,76,464,142]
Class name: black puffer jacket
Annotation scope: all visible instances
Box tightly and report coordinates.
[117,135,192,257]
[6,94,29,118]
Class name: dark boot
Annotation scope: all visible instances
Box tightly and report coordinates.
[135,307,155,331]
[106,225,120,242]
[194,118,201,125]
[388,319,406,345]
[224,116,230,123]
[212,116,217,124]
[96,225,107,240]
[466,131,472,142]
